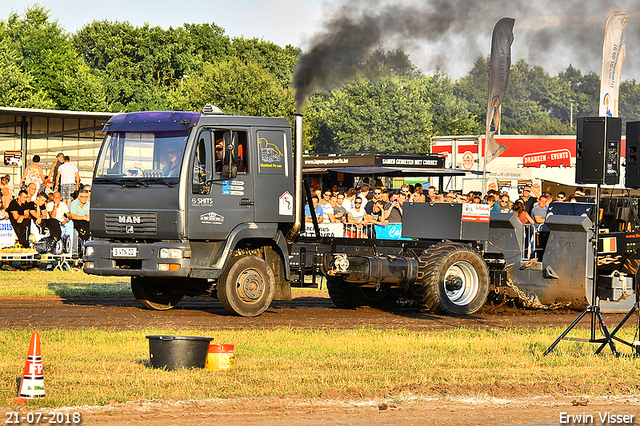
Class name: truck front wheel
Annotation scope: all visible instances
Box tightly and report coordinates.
[131,277,183,311]
[217,255,275,317]
[412,242,489,315]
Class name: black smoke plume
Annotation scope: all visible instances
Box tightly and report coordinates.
[292,0,640,111]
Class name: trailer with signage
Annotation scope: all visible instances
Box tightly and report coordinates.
[301,153,464,193]
[429,134,629,193]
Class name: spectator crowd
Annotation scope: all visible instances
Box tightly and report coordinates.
[305,178,590,236]
[0,153,91,249]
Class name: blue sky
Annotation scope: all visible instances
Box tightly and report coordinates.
[0,0,325,48]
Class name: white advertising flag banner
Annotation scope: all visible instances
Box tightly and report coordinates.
[599,11,627,117]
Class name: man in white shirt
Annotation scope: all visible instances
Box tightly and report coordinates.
[55,156,80,206]
[322,196,336,223]
[46,191,70,242]
[343,188,357,212]
[347,197,367,237]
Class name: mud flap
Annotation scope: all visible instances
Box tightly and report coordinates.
[265,246,291,301]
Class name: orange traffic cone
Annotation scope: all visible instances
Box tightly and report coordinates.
[14,333,45,402]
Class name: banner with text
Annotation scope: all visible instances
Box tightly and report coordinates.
[599,11,627,117]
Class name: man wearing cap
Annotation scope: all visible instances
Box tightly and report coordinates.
[519,185,537,215]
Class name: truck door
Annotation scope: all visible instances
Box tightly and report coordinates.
[186,128,254,240]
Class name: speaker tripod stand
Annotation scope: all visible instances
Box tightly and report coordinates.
[543,183,619,357]
[594,290,640,356]
[543,303,618,356]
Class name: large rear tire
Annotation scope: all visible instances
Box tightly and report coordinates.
[131,277,183,311]
[411,242,489,315]
[217,255,275,317]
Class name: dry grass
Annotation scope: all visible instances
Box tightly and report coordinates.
[1,327,639,408]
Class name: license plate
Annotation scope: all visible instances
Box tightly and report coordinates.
[112,247,137,257]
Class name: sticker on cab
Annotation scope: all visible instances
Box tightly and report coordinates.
[200,212,224,224]
[279,191,293,216]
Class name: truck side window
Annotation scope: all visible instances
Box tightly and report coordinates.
[236,132,248,173]
[213,130,248,174]
[192,130,212,194]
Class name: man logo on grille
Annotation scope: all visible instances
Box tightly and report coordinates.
[119,216,141,224]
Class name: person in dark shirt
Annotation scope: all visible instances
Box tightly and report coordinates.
[364,200,388,226]
[6,189,31,247]
[162,145,182,177]
[383,191,404,223]
[519,185,537,214]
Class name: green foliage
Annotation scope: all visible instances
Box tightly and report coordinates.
[0,38,54,108]
[71,20,233,111]
[230,37,300,87]
[0,5,86,109]
[620,79,640,124]
[500,59,573,135]
[453,56,490,128]
[168,57,295,119]
[304,76,435,154]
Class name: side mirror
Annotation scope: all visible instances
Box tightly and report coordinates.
[221,131,238,179]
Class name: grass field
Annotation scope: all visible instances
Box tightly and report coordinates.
[0,270,130,297]
[0,272,639,408]
[1,327,639,407]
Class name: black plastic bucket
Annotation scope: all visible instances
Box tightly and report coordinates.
[145,335,214,370]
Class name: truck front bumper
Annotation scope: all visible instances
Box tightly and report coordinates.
[83,241,191,277]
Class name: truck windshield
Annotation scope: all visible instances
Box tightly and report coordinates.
[94,131,189,180]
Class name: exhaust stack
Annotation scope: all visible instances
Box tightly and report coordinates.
[286,113,304,243]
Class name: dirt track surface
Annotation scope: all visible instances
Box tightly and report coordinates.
[0,290,630,331]
[2,291,640,425]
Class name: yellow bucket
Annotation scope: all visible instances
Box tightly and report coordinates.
[205,344,235,371]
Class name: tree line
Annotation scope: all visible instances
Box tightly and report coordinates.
[2,5,640,154]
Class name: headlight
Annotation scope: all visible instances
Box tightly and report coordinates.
[85,246,94,256]
[160,248,183,259]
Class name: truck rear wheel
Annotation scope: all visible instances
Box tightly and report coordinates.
[217,255,275,317]
[131,277,183,311]
[412,242,489,315]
